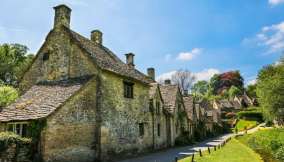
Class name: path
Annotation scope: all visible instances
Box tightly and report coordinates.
[117,134,233,162]
[117,123,266,162]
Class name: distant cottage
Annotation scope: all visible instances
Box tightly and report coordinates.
[0,5,198,162]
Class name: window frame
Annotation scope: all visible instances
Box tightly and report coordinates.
[123,81,134,99]
[7,122,29,137]
[157,123,161,137]
[156,101,160,115]
[138,123,144,137]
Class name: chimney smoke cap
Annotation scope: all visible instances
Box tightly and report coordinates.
[53,4,72,11]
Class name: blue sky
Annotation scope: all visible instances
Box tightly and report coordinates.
[1,0,284,85]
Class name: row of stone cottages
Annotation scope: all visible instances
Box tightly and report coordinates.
[0,5,221,162]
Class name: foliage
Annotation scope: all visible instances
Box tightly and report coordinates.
[175,133,193,146]
[238,128,284,162]
[0,132,31,151]
[225,112,236,119]
[191,80,209,96]
[0,43,34,86]
[209,71,244,95]
[237,110,263,122]
[275,146,284,161]
[171,69,196,93]
[0,85,18,107]
[179,139,262,162]
[246,84,257,98]
[235,120,258,132]
[228,85,242,99]
[256,63,284,124]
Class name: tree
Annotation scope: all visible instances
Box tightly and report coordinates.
[246,84,257,98]
[0,86,18,107]
[0,43,34,86]
[228,85,242,99]
[209,71,244,95]
[191,80,209,96]
[171,69,196,93]
[256,63,284,125]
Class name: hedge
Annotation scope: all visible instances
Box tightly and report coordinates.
[0,132,31,151]
[237,111,263,121]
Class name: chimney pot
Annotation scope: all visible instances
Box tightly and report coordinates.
[125,53,135,68]
[91,30,103,45]
[164,79,171,85]
[147,68,155,80]
[183,90,189,96]
[53,4,72,29]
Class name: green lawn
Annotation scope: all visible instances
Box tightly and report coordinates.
[235,119,258,132]
[179,138,262,162]
[237,128,284,162]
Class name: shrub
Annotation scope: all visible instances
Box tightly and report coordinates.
[0,132,31,151]
[175,133,193,146]
[237,111,263,121]
[275,146,284,161]
[0,86,18,107]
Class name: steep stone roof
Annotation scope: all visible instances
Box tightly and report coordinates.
[64,27,154,84]
[0,78,88,122]
[160,85,179,114]
[183,95,194,121]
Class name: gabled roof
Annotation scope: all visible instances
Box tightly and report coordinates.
[183,95,194,121]
[0,77,89,122]
[160,85,179,114]
[63,27,154,84]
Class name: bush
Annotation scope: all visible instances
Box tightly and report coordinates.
[0,132,31,151]
[275,146,284,161]
[237,111,263,121]
[175,133,193,146]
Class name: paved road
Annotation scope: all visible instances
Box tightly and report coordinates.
[117,133,233,162]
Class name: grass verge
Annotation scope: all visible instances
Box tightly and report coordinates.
[235,119,258,132]
[178,138,262,162]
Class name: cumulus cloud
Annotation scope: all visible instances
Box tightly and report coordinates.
[176,48,202,61]
[268,0,284,6]
[247,79,257,85]
[244,21,284,55]
[156,68,220,83]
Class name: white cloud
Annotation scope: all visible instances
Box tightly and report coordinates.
[156,68,220,83]
[244,21,284,54]
[247,79,257,85]
[176,48,202,61]
[194,68,220,81]
[268,0,284,6]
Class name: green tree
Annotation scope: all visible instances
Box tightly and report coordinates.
[246,84,257,98]
[191,80,209,96]
[0,43,34,86]
[257,63,284,124]
[229,85,242,99]
[0,86,18,107]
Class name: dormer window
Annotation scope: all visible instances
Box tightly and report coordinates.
[123,81,134,98]
[43,52,49,61]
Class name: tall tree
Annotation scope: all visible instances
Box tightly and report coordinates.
[228,85,242,99]
[0,43,34,86]
[257,63,284,125]
[191,80,209,96]
[171,69,196,93]
[246,84,257,98]
[0,86,18,107]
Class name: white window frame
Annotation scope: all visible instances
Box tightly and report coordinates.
[7,122,29,137]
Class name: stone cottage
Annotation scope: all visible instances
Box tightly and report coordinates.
[148,70,169,149]
[160,80,189,146]
[0,4,166,162]
[182,94,196,137]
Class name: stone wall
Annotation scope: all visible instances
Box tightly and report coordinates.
[99,71,152,161]
[41,78,97,162]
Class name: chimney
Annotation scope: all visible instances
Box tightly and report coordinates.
[53,4,71,29]
[125,53,135,68]
[164,79,171,85]
[147,68,155,80]
[183,90,188,96]
[91,30,103,45]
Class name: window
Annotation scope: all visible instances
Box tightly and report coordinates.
[123,81,134,98]
[176,123,179,133]
[138,123,144,137]
[149,99,154,112]
[43,52,49,61]
[7,123,28,137]
[156,101,160,115]
[157,124,161,137]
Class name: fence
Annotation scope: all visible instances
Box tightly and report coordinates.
[175,137,232,162]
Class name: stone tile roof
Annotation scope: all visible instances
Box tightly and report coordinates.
[219,99,233,108]
[183,95,194,121]
[160,85,179,114]
[64,27,154,84]
[0,78,87,122]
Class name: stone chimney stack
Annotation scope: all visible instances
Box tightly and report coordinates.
[183,90,188,96]
[125,53,135,68]
[164,79,171,85]
[53,4,71,29]
[91,30,103,45]
[147,68,155,80]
